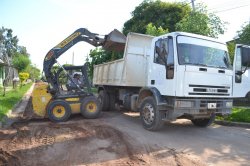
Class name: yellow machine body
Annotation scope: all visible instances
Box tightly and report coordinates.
[32,82,81,118]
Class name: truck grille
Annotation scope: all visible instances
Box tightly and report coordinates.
[188,84,230,96]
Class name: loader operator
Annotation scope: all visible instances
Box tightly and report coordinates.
[67,73,84,90]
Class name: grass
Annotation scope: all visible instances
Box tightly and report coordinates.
[217,107,250,123]
[0,83,32,121]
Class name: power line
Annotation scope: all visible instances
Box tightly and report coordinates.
[207,0,250,12]
[207,0,249,11]
[214,4,250,13]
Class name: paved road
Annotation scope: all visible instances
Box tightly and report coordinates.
[101,111,250,166]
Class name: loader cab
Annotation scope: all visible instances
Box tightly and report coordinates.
[233,44,250,97]
[54,64,91,96]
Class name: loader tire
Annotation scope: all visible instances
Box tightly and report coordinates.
[47,100,71,122]
[81,96,101,119]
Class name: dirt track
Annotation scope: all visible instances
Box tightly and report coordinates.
[0,119,205,166]
[0,105,205,166]
[1,101,250,166]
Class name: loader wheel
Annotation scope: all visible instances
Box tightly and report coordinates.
[81,96,101,119]
[139,96,164,131]
[47,100,71,122]
[98,90,109,111]
[191,114,215,127]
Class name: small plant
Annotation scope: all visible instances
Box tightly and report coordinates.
[19,72,29,86]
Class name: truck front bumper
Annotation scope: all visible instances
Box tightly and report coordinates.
[159,98,232,119]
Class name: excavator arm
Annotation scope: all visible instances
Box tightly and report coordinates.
[43,28,126,94]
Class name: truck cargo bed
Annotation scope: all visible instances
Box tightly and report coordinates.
[93,33,154,87]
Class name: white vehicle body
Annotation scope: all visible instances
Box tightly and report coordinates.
[233,44,250,98]
[93,32,250,130]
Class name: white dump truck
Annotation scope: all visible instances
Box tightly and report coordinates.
[93,31,250,131]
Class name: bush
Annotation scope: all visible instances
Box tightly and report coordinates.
[19,72,29,85]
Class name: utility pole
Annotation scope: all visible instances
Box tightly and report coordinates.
[191,0,195,11]
[72,51,74,65]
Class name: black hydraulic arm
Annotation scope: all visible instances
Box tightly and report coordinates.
[43,28,105,93]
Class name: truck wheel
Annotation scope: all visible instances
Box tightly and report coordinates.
[139,96,164,131]
[191,114,215,127]
[81,96,101,119]
[47,100,71,122]
[98,90,110,111]
[108,92,116,111]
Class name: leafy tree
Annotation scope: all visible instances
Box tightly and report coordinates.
[237,23,250,45]
[12,53,31,72]
[24,64,40,81]
[227,41,236,64]
[176,3,226,38]
[0,27,18,58]
[17,46,29,56]
[122,0,191,35]
[146,23,168,36]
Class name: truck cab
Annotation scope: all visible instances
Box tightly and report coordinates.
[148,32,233,120]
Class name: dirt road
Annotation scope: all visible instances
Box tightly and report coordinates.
[0,110,249,166]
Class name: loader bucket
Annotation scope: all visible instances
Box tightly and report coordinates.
[103,29,126,52]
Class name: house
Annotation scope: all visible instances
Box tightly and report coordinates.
[0,58,19,87]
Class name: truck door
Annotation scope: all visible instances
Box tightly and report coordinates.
[233,44,250,97]
[149,36,175,96]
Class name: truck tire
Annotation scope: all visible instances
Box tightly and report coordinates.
[139,96,164,131]
[191,114,215,127]
[81,96,101,119]
[47,100,71,122]
[108,92,116,111]
[98,90,110,111]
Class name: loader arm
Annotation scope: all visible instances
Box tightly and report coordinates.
[43,28,105,93]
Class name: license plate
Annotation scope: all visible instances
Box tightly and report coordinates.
[208,103,217,109]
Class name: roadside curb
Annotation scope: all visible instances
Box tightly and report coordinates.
[215,120,250,128]
[0,83,34,128]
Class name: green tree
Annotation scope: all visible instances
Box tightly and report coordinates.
[24,64,40,81]
[237,23,250,45]
[176,3,226,38]
[122,0,191,35]
[227,41,236,64]
[12,53,31,72]
[146,23,169,36]
[0,27,19,58]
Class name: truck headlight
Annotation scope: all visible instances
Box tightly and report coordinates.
[175,101,194,108]
[226,101,233,108]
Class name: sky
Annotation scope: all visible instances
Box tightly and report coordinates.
[0,0,250,70]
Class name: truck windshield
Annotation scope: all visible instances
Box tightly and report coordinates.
[177,35,231,69]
